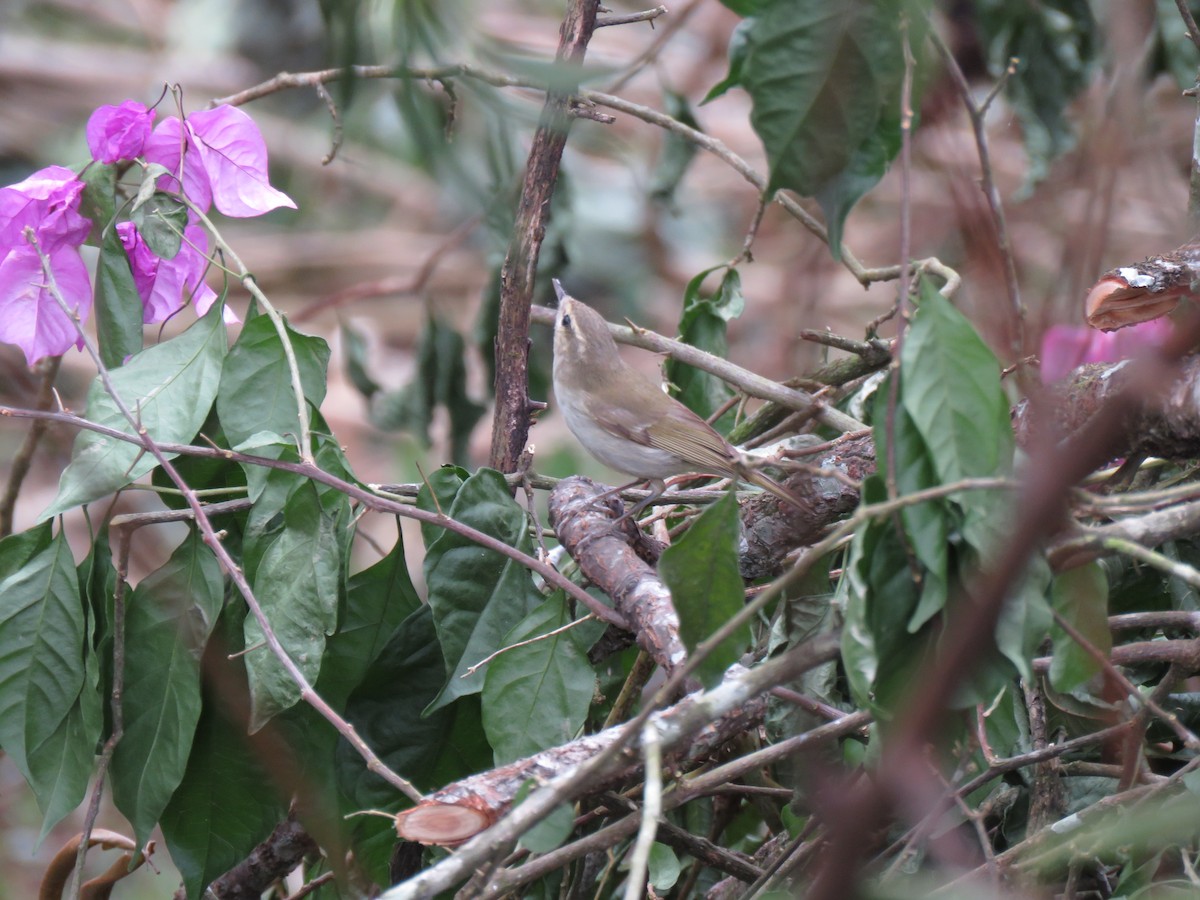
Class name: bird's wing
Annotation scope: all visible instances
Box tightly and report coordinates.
[643,403,737,475]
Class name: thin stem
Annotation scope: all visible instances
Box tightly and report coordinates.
[184,202,315,464]
[0,354,61,537]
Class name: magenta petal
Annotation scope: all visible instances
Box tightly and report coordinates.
[1039,325,1094,383]
[186,106,296,217]
[0,246,93,364]
[86,101,156,164]
[0,166,90,254]
[143,117,213,214]
[117,222,161,316]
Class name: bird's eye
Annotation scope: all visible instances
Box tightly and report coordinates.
[561,313,572,329]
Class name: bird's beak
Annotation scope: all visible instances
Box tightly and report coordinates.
[552,278,568,304]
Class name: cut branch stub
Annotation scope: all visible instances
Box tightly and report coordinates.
[1086,240,1200,331]
[394,803,496,846]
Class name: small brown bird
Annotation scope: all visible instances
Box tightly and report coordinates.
[551,280,801,518]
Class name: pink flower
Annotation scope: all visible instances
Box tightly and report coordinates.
[0,248,91,364]
[1040,319,1171,383]
[0,166,93,364]
[143,105,295,218]
[86,101,156,164]
[117,222,228,324]
[0,166,90,254]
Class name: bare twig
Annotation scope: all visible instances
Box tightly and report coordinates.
[0,354,60,537]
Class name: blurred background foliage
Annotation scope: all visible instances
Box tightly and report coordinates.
[4,0,1200,894]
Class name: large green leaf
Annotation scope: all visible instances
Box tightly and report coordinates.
[900,282,1013,554]
[111,530,224,848]
[41,303,228,518]
[243,479,341,729]
[215,310,330,450]
[668,268,744,425]
[159,688,284,899]
[1050,562,1111,693]
[658,490,748,687]
[481,593,594,764]
[743,1,908,197]
[94,224,145,369]
[335,606,491,886]
[422,468,543,712]
[0,526,99,833]
[336,605,479,807]
[317,528,422,710]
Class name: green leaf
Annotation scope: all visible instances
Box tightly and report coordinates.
[876,386,949,632]
[841,476,925,713]
[482,593,594,765]
[130,191,189,260]
[650,91,701,204]
[976,0,1098,187]
[111,530,224,848]
[513,780,574,854]
[41,303,228,518]
[715,0,772,14]
[658,490,748,687]
[160,686,284,899]
[422,468,543,712]
[244,480,341,728]
[417,465,469,549]
[814,105,902,259]
[216,311,330,450]
[648,842,682,891]
[317,527,421,710]
[668,268,744,424]
[743,1,908,197]
[341,320,381,398]
[372,314,486,465]
[94,218,144,370]
[335,606,491,827]
[1050,562,1111,693]
[704,18,754,103]
[79,162,119,234]
[900,282,1013,553]
[0,526,98,834]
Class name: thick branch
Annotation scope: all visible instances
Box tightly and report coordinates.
[489,0,602,473]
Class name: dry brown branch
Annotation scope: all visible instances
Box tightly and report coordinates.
[548,476,687,674]
[489,0,603,474]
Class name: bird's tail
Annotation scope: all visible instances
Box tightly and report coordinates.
[738,464,807,512]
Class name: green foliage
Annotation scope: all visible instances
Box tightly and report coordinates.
[84,164,146,368]
[1050,562,1112,693]
[482,592,594,765]
[421,468,544,711]
[975,0,1098,187]
[0,524,100,837]
[42,302,228,518]
[373,313,486,466]
[843,282,1050,713]
[668,268,744,426]
[111,530,224,849]
[650,91,702,205]
[216,310,331,450]
[130,191,189,260]
[738,0,927,256]
[659,489,749,687]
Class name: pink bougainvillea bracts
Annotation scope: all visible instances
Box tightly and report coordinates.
[86,101,156,165]
[0,166,93,364]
